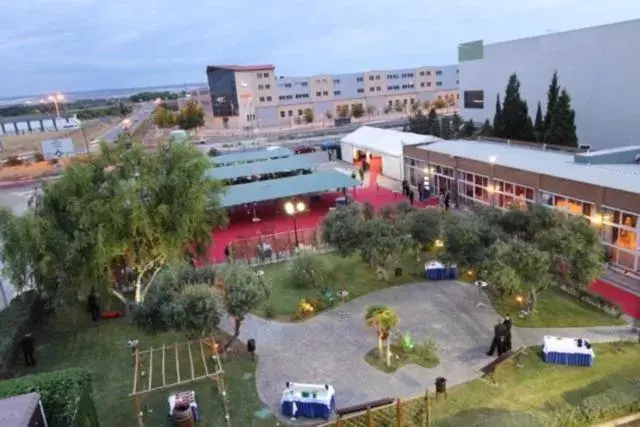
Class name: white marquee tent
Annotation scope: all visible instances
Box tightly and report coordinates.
[340,126,440,181]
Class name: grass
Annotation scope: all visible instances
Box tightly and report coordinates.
[490,287,627,328]
[428,341,640,426]
[9,305,277,427]
[257,253,422,320]
[0,119,110,159]
[364,340,440,373]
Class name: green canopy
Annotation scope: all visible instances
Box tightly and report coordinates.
[211,147,293,166]
[207,156,315,181]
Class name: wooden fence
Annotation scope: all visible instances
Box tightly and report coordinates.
[228,226,326,265]
[318,392,434,427]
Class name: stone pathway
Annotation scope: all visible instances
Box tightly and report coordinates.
[220,280,635,417]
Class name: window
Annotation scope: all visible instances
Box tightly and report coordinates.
[375,75,380,80]
[463,90,484,109]
[436,70,442,76]
[403,99,408,104]
[316,91,322,96]
[284,83,292,88]
[298,109,303,116]
[333,79,341,84]
[376,86,381,91]
[263,72,270,78]
[456,69,459,73]
[356,77,364,82]
[301,82,308,86]
[388,100,393,106]
[246,114,255,121]
[258,85,264,90]
[266,96,272,101]
[427,82,432,87]
[288,110,293,117]
[420,82,425,87]
[410,98,415,104]
[323,91,328,96]
[493,179,535,209]
[357,88,364,93]
[257,73,263,78]
[334,90,341,96]
[369,87,375,92]
[265,84,271,89]
[259,97,265,102]
[426,71,431,76]
[419,71,425,76]
[369,76,375,81]
[600,206,639,270]
[407,73,414,77]
[436,81,442,86]
[280,111,285,118]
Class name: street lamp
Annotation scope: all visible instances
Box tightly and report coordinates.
[47,94,65,118]
[284,201,306,247]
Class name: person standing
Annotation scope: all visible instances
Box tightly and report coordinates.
[487,320,507,356]
[408,189,415,205]
[21,333,36,366]
[444,191,451,211]
[88,290,100,323]
[503,315,513,351]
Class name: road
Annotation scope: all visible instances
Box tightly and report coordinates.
[102,102,154,142]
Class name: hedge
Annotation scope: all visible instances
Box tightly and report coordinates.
[0,368,97,427]
[0,290,45,373]
[562,286,624,317]
[580,379,640,422]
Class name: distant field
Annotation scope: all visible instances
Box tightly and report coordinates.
[0,119,111,158]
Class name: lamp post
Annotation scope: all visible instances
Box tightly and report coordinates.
[285,201,306,248]
[47,93,64,118]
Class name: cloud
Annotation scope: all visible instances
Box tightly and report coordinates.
[2,0,640,96]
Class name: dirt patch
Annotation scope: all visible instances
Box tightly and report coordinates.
[0,119,111,159]
[0,157,77,182]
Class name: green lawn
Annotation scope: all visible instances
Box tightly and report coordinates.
[10,306,277,427]
[431,342,640,426]
[364,343,440,374]
[490,288,627,328]
[257,253,422,319]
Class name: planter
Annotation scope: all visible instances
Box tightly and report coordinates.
[173,403,194,427]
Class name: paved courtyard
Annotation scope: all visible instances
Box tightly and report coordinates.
[220,280,635,417]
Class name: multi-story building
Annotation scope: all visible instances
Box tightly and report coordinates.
[458,19,640,150]
[206,64,459,128]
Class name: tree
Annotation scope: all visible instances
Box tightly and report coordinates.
[366,105,376,117]
[461,119,475,137]
[509,241,553,311]
[325,111,333,120]
[336,105,350,118]
[543,71,560,140]
[153,105,175,128]
[365,305,387,358]
[407,111,429,135]
[480,242,523,296]
[321,204,364,256]
[492,94,502,136]
[170,284,221,338]
[480,119,493,136]
[394,101,403,112]
[351,104,365,118]
[533,101,544,142]
[302,108,314,124]
[359,218,408,280]
[433,98,446,110]
[365,305,399,366]
[545,89,578,147]
[427,108,441,137]
[176,99,205,132]
[0,210,42,294]
[221,264,271,350]
[450,113,463,138]
[499,73,534,141]
[440,215,500,268]
[409,208,441,250]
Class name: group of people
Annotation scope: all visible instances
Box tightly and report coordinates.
[486,315,512,357]
[401,180,417,205]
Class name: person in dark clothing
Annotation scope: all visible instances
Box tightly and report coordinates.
[88,290,100,323]
[503,315,513,351]
[408,190,415,205]
[444,191,451,210]
[487,320,508,356]
[21,333,36,366]
[401,180,409,196]
[417,182,424,201]
[224,244,231,260]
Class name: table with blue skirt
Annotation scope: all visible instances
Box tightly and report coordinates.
[542,335,594,367]
[281,383,336,420]
[424,261,457,280]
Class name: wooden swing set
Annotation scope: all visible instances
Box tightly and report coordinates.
[130,337,232,427]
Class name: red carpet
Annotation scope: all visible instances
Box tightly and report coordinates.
[589,279,640,319]
[198,186,438,264]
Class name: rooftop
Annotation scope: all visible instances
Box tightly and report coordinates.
[207,156,315,181]
[342,126,441,157]
[211,147,293,166]
[0,114,74,123]
[206,65,275,73]
[0,392,41,427]
[419,139,640,194]
[220,170,360,207]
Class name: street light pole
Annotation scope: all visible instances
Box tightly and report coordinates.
[285,201,306,248]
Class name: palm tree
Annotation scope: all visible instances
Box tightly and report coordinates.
[365,305,399,366]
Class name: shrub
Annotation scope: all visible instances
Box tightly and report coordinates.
[263,303,276,319]
[569,287,623,317]
[413,338,439,368]
[286,251,328,289]
[170,284,221,338]
[207,147,221,157]
[0,368,96,427]
[0,291,45,372]
[295,299,315,319]
[580,379,640,421]
[5,155,23,166]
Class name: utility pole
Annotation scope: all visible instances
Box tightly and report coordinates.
[81,122,89,154]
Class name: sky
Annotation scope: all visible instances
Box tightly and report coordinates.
[1,0,640,97]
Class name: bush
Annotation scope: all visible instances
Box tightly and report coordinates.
[286,251,329,289]
[0,291,45,372]
[295,299,315,319]
[5,155,23,166]
[569,287,623,317]
[263,303,276,319]
[414,338,440,368]
[207,147,221,157]
[580,379,640,421]
[0,368,96,427]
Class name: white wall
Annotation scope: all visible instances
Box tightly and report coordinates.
[459,19,640,149]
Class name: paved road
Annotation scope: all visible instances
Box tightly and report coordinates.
[219,280,635,420]
[102,102,154,142]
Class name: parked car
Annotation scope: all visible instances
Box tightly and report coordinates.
[294,145,316,154]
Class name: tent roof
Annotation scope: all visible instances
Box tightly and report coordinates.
[207,156,315,180]
[340,126,440,157]
[0,393,41,427]
[211,147,293,166]
[220,170,360,207]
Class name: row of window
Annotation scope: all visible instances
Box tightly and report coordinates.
[257,84,271,90]
[333,89,365,96]
[256,72,271,79]
[258,96,273,102]
[280,82,308,88]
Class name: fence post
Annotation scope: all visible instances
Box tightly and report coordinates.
[425,390,431,427]
[367,406,372,427]
[396,399,402,427]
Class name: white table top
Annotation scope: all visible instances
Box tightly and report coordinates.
[543,336,595,357]
[281,383,335,407]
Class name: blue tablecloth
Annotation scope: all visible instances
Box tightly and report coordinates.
[281,396,335,419]
[424,267,457,280]
[543,351,593,367]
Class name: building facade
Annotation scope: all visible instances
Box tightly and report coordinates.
[404,140,640,273]
[458,19,640,150]
[0,114,80,136]
[206,64,459,128]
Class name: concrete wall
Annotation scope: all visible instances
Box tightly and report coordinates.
[459,19,640,149]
